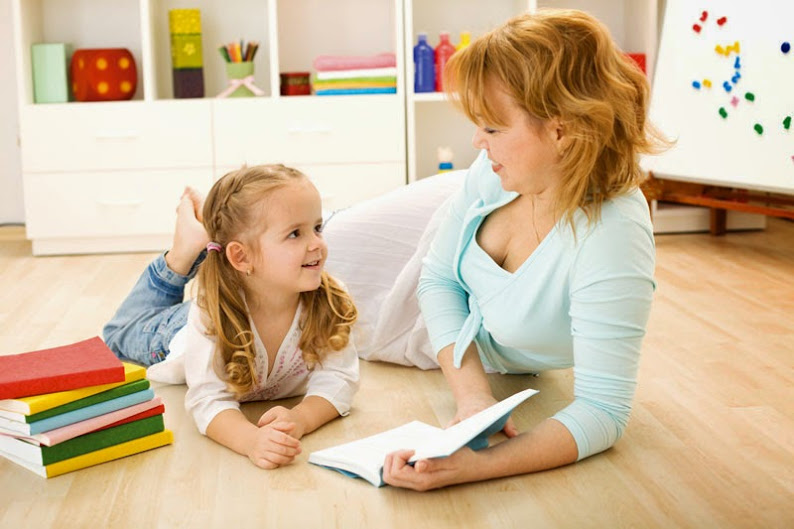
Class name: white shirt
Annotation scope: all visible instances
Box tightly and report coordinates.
[149,300,359,435]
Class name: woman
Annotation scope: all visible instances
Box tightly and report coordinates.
[374,9,666,490]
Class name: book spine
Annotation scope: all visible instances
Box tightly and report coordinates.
[0,362,146,416]
[27,379,150,423]
[45,430,174,478]
[30,389,155,435]
[41,414,165,465]
[38,398,163,446]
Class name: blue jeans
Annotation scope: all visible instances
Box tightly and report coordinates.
[103,252,204,366]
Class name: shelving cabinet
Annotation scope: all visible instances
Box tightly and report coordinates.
[13,0,661,255]
[12,0,405,255]
[404,0,660,182]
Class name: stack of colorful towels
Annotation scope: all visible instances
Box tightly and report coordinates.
[312,53,397,96]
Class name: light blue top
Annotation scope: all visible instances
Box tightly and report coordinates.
[417,151,656,460]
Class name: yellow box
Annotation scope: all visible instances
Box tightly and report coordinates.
[169,9,201,34]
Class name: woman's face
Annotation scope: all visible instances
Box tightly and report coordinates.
[471,81,563,195]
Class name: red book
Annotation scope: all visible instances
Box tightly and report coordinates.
[0,337,125,399]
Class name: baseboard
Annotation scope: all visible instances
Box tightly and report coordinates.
[652,201,767,234]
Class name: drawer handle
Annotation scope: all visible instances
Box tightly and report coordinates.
[95,130,140,140]
[287,125,332,135]
[96,199,144,207]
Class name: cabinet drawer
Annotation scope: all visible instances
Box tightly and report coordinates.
[215,162,406,212]
[23,169,213,239]
[213,97,405,167]
[20,101,213,172]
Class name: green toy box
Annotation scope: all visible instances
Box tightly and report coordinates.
[31,43,71,103]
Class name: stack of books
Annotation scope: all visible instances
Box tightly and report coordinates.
[0,337,173,478]
[312,53,398,96]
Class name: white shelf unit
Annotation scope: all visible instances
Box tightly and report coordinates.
[12,0,406,255]
[404,0,660,182]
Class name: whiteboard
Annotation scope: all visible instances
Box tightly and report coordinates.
[641,0,794,194]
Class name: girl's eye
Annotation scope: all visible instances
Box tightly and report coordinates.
[314,224,324,234]
[484,127,498,135]
[288,230,300,239]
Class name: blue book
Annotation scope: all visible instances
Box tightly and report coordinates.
[0,389,155,436]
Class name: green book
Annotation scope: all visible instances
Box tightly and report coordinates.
[20,379,150,424]
[0,414,165,467]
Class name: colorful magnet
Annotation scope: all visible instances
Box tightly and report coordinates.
[730,96,739,107]
[703,79,712,88]
[692,80,701,89]
[719,107,728,118]
[745,92,755,102]
[784,116,792,130]
[783,42,791,54]
[754,123,763,135]
[717,16,727,26]
[693,24,702,33]
[723,81,732,92]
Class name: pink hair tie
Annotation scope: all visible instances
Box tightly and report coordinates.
[206,242,223,253]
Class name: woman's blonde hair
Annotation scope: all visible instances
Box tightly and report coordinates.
[197,164,357,398]
[444,8,669,226]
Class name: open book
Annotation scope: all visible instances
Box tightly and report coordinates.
[308,388,538,487]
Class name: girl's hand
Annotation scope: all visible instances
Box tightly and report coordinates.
[450,393,518,438]
[382,448,477,491]
[257,405,306,439]
[247,421,302,469]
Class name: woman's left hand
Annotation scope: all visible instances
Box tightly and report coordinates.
[382,448,477,491]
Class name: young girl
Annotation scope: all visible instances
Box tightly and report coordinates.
[103,164,359,469]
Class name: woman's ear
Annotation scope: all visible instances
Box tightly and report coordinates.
[548,118,568,155]
[225,241,251,274]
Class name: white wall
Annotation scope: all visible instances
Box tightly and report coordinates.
[0,0,24,224]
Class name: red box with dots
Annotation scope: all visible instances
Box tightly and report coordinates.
[70,48,138,102]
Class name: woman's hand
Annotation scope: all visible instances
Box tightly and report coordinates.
[451,393,519,437]
[382,448,478,491]
[247,420,302,469]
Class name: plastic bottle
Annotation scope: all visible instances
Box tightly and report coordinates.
[434,31,456,92]
[437,146,454,173]
[456,31,471,51]
[413,33,435,93]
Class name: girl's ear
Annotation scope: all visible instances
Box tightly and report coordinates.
[548,117,568,155]
[225,241,251,274]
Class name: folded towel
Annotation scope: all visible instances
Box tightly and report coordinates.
[313,53,396,72]
[313,80,397,91]
[316,67,397,81]
[315,87,397,96]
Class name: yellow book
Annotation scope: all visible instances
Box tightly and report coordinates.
[0,363,145,415]
[0,430,174,478]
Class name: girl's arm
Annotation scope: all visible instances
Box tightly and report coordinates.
[257,396,340,439]
[206,409,301,469]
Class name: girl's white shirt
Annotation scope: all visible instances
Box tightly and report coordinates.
[147,300,359,435]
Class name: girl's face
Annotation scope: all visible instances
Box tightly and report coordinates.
[471,80,563,196]
[251,179,327,295]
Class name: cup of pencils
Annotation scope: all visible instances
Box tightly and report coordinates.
[217,40,264,98]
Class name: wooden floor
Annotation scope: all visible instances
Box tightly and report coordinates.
[0,220,792,529]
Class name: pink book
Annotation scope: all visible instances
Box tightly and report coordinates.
[313,53,396,72]
[0,337,125,399]
[0,397,164,446]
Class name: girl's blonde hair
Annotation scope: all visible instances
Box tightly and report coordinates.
[444,8,669,226]
[197,164,357,398]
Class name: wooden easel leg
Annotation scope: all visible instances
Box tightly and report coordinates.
[710,208,727,236]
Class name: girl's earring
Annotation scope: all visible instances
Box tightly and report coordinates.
[246,268,252,277]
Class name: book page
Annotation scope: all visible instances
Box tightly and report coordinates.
[410,388,538,461]
[309,421,443,485]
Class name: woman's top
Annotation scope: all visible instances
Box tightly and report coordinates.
[418,150,656,459]
[183,301,359,435]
